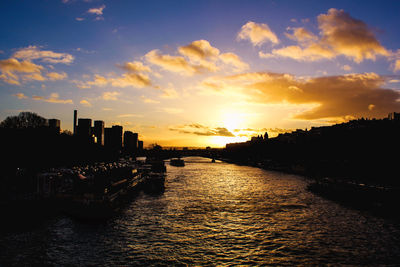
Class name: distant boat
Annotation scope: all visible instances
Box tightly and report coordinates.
[170,158,185,167]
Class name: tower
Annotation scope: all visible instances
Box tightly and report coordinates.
[73,110,77,135]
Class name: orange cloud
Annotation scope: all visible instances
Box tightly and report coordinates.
[394,59,400,72]
[178,40,220,61]
[261,9,390,63]
[145,49,208,75]
[75,72,151,89]
[160,83,179,99]
[141,95,160,104]
[13,93,28,99]
[144,40,249,75]
[110,73,151,88]
[47,71,68,81]
[118,61,151,73]
[13,46,74,64]
[102,91,120,101]
[219,52,249,71]
[88,5,105,15]
[203,71,400,120]
[262,44,335,61]
[0,58,44,85]
[237,21,279,46]
[32,93,73,104]
[80,99,92,107]
[285,27,318,43]
[318,8,389,63]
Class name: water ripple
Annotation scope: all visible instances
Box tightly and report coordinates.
[1,156,400,265]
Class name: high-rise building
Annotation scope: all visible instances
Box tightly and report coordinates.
[123,131,138,154]
[77,118,92,140]
[93,120,104,145]
[48,119,61,134]
[105,125,123,150]
[138,140,143,152]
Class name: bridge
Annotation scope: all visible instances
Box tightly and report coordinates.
[144,148,224,161]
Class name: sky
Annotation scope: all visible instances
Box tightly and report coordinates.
[1,0,400,147]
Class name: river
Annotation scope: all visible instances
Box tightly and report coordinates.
[1,156,400,265]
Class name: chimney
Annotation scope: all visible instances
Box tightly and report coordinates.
[73,110,77,135]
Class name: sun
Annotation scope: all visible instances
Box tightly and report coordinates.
[205,110,249,147]
[222,111,245,132]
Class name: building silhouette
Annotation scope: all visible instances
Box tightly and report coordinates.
[105,125,123,150]
[138,140,143,152]
[388,112,400,120]
[77,118,93,142]
[123,131,138,155]
[93,120,104,145]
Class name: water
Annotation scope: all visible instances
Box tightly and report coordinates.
[1,156,400,265]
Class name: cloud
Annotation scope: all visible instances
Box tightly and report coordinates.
[32,93,73,104]
[261,9,390,63]
[263,44,336,61]
[341,65,352,71]
[219,52,249,71]
[170,124,235,137]
[118,61,151,73]
[141,95,160,104]
[102,91,120,101]
[394,59,400,72]
[13,46,74,64]
[146,40,249,75]
[117,113,143,118]
[202,71,400,120]
[237,21,279,46]
[13,93,28,99]
[178,40,220,61]
[284,27,317,43]
[88,5,105,15]
[75,72,151,89]
[161,87,179,99]
[110,73,151,88]
[145,49,205,75]
[0,58,44,85]
[47,71,68,81]
[317,8,389,63]
[80,99,92,107]
[21,73,46,82]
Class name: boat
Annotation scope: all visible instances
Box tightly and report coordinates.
[35,160,146,220]
[62,166,145,220]
[170,158,185,167]
[140,159,167,194]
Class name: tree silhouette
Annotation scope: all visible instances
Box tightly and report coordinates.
[0,112,48,128]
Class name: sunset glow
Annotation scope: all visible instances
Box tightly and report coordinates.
[1,1,400,147]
